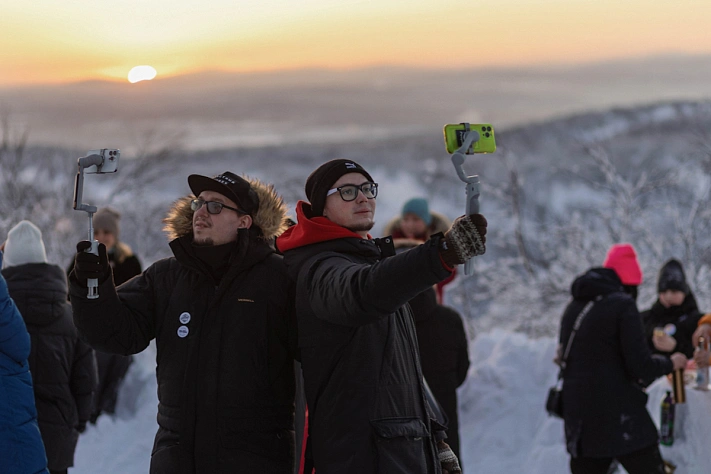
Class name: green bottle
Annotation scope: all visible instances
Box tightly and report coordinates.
[660,390,675,446]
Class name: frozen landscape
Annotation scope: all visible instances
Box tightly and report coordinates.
[3,66,711,471]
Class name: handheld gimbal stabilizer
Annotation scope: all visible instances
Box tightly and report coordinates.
[448,123,489,276]
[73,149,120,299]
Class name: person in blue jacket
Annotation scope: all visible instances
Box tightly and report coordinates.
[0,249,49,474]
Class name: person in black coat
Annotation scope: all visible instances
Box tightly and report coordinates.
[2,220,96,474]
[67,207,142,423]
[69,172,298,473]
[0,249,49,474]
[641,259,702,359]
[410,286,470,462]
[558,243,687,474]
[277,159,487,474]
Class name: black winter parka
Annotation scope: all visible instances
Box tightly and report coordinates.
[641,292,702,359]
[278,202,453,474]
[68,243,141,422]
[410,287,470,459]
[70,185,297,474]
[559,268,673,459]
[2,262,97,471]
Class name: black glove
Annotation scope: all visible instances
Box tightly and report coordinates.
[439,214,487,267]
[74,241,110,285]
[437,440,462,474]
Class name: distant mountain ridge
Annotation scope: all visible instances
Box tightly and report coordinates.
[1,54,710,152]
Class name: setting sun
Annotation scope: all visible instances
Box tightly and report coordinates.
[1,1,710,86]
[128,65,157,83]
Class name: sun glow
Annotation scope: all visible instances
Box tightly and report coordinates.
[128,65,157,83]
[1,0,711,87]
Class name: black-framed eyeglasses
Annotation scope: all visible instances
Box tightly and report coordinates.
[326,182,378,201]
[190,198,247,215]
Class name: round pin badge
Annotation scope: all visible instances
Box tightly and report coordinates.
[177,326,189,338]
[179,312,191,324]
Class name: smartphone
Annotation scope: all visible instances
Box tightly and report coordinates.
[443,123,496,154]
[84,148,120,174]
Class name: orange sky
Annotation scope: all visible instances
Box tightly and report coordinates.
[1,0,710,86]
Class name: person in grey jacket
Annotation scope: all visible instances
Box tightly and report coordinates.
[277,159,487,474]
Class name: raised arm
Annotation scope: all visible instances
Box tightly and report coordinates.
[303,238,451,327]
[70,255,158,355]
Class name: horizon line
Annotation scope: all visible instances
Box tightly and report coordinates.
[2,52,708,89]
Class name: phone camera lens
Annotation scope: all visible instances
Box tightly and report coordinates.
[485,132,490,137]
[487,126,492,131]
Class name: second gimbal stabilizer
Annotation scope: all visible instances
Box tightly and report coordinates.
[449,124,486,276]
[73,149,120,299]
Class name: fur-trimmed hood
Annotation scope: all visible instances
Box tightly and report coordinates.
[163,175,289,241]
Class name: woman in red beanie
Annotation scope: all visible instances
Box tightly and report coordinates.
[557,243,687,474]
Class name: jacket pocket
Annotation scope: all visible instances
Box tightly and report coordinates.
[371,417,430,474]
[219,420,295,462]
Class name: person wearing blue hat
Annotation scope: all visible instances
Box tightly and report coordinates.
[384,197,455,303]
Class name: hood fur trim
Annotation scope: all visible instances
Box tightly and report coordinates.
[163,175,289,241]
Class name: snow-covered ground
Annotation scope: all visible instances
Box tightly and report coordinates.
[72,329,711,473]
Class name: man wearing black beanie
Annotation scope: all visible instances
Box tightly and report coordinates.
[277,159,487,474]
[641,259,703,358]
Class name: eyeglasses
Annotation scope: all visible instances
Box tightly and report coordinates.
[326,182,378,201]
[190,198,247,215]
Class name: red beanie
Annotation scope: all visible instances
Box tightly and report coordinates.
[603,243,643,285]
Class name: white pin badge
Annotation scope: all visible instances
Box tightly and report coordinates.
[179,312,191,324]
[177,326,189,338]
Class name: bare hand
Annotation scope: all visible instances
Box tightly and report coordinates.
[553,343,562,366]
[693,324,711,348]
[694,349,711,368]
[653,333,677,352]
[670,352,688,371]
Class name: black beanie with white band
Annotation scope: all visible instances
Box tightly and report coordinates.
[305,159,374,216]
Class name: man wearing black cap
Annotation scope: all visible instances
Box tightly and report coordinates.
[277,159,487,474]
[642,258,703,358]
[69,172,298,473]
